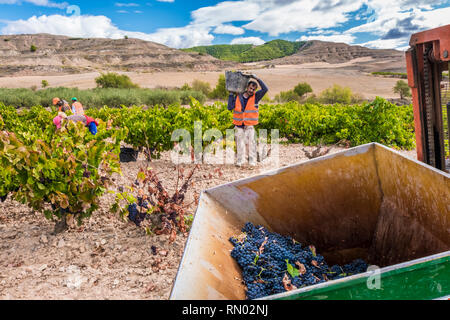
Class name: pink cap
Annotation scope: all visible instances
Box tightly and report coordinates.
[53,115,62,129]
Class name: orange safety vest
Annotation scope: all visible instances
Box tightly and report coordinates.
[72,101,84,115]
[233,94,259,126]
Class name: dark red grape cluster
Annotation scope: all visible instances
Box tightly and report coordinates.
[230,222,368,300]
[127,197,148,226]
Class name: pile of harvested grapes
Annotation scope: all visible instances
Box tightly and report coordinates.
[230,222,368,300]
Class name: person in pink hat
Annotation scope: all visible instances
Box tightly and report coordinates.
[53,115,63,129]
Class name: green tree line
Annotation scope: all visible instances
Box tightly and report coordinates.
[183,40,308,63]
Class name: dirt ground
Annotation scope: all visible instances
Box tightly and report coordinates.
[0,144,417,300]
[0,58,403,100]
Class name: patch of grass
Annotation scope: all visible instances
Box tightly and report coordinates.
[0,87,206,108]
[371,72,407,79]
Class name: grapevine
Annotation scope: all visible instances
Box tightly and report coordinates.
[0,107,127,233]
[112,164,200,242]
[112,163,224,242]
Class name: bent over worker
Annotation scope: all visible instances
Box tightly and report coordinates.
[71,97,85,116]
[53,114,98,135]
[227,74,268,167]
[52,97,70,112]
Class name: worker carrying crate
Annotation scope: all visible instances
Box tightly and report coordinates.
[226,71,268,167]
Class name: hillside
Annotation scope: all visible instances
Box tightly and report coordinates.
[182,43,253,61]
[266,40,406,73]
[183,40,307,63]
[0,34,239,77]
[184,39,406,73]
[0,34,407,79]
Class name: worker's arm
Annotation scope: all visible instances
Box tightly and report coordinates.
[227,93,236,111]
[254,77,268,104]
[242,74,268,104]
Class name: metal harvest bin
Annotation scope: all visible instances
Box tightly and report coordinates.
[170,143,450,300]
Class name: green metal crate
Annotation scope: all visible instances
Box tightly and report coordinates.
[267,252,449,300]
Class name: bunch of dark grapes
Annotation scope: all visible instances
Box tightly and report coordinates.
[137,197,149,210]
[229,222,368,300]
[0,194,7,202]
[127,202,147,226]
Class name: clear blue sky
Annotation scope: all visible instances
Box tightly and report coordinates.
[0,0,449,50]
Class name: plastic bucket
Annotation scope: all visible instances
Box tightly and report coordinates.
[225,71,250,94]
[119,147,139,163]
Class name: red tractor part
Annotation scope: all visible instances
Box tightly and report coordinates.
[405,24,450,172]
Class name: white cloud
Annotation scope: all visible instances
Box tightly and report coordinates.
[0,14,214,48]
[345,2,450,36]
[213,24,245,35]
[143,25,214,48]
[189,0,356,37]
[115,2,139,7]
[243,0,363,36]
[191,1,261,26]
[346,3,450,49]
[116,9,144,14]
[189,0,449,49]
[0,0,448,50]
[1,15,127,39]
[360,38,409,51]
[0,0,68,8]
[412,6,450,30]
[230,36,265,45]
[298,33,356,44]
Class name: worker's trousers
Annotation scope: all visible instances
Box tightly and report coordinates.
[235,126,257,166]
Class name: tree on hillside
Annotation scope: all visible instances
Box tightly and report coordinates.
[274,90,301,103]
[393,80,411,100]
[319,84,353,104]
[95,72,139,89]
[209,74,228,100]
[180,83,192,91]
[294,82,313,98]
[192,79,211,97]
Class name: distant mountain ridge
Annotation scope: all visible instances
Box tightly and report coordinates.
[270,40,404,63]
[182,39,308,63]
[0,33,238,76]
[0,34,406,77]
[184,39,406,73]
[268,40,406,73]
